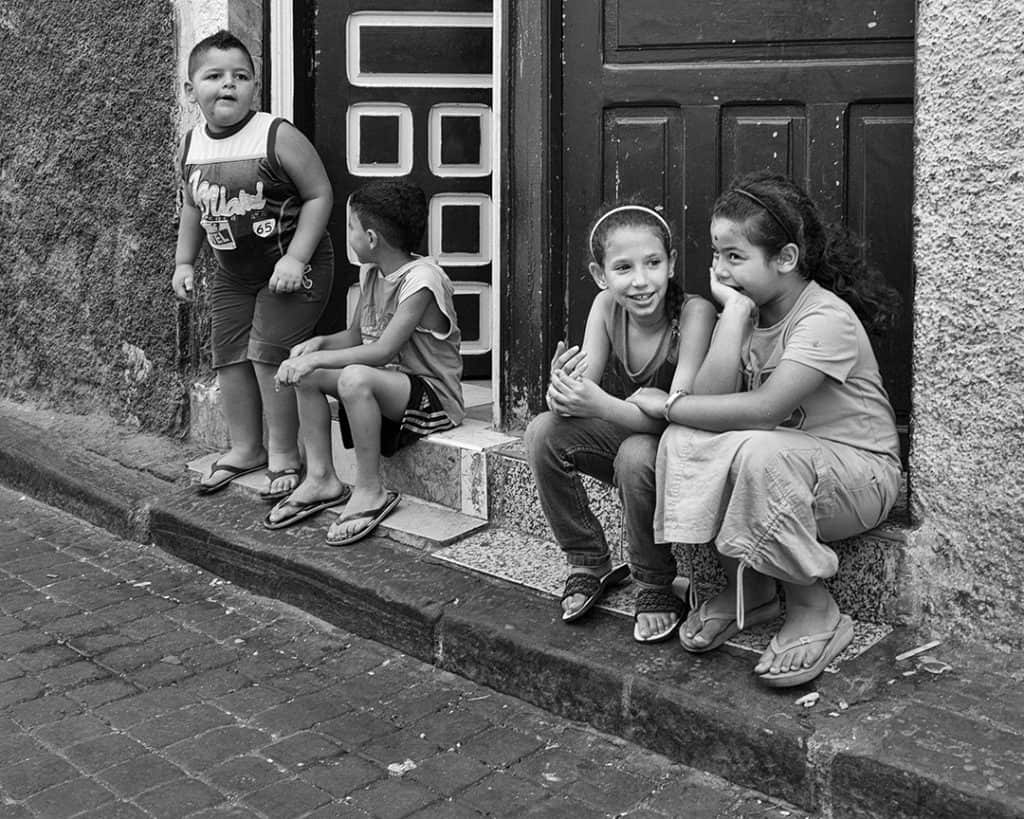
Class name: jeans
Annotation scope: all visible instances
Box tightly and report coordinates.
[524,411,678,586]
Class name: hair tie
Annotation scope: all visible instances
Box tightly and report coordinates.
[588,205,672,257]
[733,188,797,245]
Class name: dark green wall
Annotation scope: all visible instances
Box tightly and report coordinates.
[0,2,192,433]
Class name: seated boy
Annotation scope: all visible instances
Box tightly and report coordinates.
[265,179,464,544]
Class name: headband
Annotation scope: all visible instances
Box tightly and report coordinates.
[588,205,672,255]
[733,188,798,245]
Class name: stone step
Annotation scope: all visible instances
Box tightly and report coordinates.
[484,437,911,626]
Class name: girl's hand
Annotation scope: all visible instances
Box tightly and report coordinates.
[709,268,757,321]
[269,255,309,294]
[274,353,319,388]
[547,368,602,417]
[550,340,588,381]
[626,387,669,419]
[289,336,324,358]
[171,263,195,301]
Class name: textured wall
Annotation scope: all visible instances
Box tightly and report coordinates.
[910,1,1024,649]
[0,2,185,431]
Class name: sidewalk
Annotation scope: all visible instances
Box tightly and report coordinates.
[0,399,1021,818]
[0,484,807,818]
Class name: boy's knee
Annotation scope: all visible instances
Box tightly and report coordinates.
[335,364,374,398]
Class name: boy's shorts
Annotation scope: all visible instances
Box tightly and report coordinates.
[337,373,456,457]
[210,238,334,369]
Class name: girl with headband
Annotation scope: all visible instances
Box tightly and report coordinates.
[629,171,901,686]
[525,202,715,640]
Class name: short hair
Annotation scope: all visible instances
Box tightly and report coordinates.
[349,179,428,254]
[188,30,255,79]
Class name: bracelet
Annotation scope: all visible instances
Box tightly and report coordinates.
[663,389,688,421]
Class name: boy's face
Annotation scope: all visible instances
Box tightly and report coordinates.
[347,209,375,263]
[185,47,257,133]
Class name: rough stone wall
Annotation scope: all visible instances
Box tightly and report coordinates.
[909,1,1024,649]
[0,2,186,431]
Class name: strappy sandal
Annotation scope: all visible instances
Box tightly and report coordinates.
[632,587,686,643]
[560,564,630,623]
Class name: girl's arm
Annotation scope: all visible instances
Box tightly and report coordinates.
[692,271,757,395]
[268,122,335,293]
[277,288,434,385]
[547,292,665,433]
[171,198,205,300]
[624,295,716,419]
[665,358,827,431]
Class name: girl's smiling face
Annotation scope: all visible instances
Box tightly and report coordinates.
[185,47,257,132]
[591,225,675,323]
[709,217,784,306]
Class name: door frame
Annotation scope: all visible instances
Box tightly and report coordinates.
[270,0,506,425]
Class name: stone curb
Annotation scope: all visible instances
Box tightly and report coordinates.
[0,415,1020,818]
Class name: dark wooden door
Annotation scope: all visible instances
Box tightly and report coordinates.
[562,1,915,445]
[313,2,494,378]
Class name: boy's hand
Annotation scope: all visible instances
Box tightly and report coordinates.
[274,353,319,388]
[289,336,324,358]
[626,387,669,419]
[171,263,195,300]
[269,254,309,294]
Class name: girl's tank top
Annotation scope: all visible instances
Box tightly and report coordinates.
[605,297,687,397]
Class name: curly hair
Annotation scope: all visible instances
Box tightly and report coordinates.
[349,179,428,254]
[588,203,686,324]
[712,171,900,335]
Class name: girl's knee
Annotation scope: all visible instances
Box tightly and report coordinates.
[524,411,560,455]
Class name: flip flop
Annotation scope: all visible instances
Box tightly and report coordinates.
[262,488,352,530]
[632,587,686,644]
[561,563,630,623]
[260,466,304,502]
[325,491,401,546]
[758,614,854,688]
[679,596,782,653]
[197,459,268,495]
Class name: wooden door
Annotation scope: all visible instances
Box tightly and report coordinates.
[313,1,494,378]
[562,2,915,447]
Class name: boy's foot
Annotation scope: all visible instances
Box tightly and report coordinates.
[260,464,304,502]
[754,596,843,677]
[264,477,348,526]
[199,450,268,494]
[325,489,401,546]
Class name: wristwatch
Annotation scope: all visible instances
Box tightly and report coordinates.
[663,389,688,421]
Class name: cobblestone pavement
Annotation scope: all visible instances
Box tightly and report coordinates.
[0,486,807,818]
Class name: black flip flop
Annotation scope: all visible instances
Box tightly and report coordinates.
[260,466,304,502]
[325,491,401,546]
[561,563,630,623]
[262,487,352,530]
[197,460,268,495]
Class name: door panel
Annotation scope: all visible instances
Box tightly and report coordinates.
[314,2,494,378]
[563,1,915,442]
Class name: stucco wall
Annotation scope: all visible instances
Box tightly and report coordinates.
[0,2,186,431]
[910,1,1024,649]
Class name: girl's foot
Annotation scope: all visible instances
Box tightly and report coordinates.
[562,560,613,618]
[754,593,842,676]
[265,475,347,526]
[680,576,778,650]
[200,447,268,490]
[262,461,303,500]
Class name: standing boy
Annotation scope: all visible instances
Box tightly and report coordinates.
[172,30,336,501]
[266,179,464,545]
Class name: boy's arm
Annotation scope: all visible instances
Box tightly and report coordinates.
[172,198,204,300]
[277,288,434,386]
[268,122,335,294]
